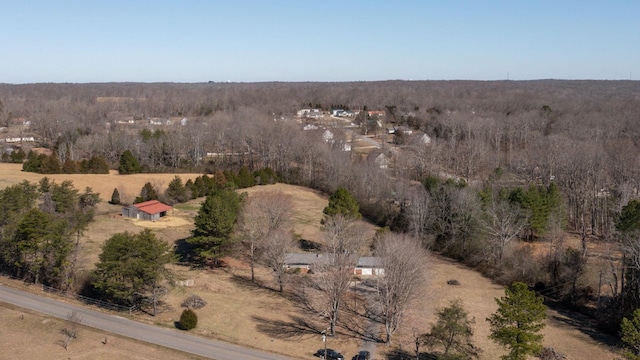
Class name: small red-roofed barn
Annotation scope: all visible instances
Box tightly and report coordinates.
[122,200,172,221]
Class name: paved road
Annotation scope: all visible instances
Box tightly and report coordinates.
[0,284,292,360]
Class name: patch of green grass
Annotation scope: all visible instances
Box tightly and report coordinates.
[174,204,200,211]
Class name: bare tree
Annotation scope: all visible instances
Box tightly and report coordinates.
[262,229,296,292]
[62,310,83,350]
[239,190,294,282]
[314,216,368,336]
[374,232,428,344]
[481,198,528,265]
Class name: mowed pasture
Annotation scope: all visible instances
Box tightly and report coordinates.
[0,165,621,359]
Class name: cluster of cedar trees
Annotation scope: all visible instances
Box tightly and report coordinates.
[0,178,99,289]
[22,150,110,174]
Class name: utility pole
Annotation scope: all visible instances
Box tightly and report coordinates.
[321,329,328,360]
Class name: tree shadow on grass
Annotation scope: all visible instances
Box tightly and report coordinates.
[227,272,279,293]
[384,349,437,360]
[173,238,196,265]
[252,314,326,340]
[546,302,621,348]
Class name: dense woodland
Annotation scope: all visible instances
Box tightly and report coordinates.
[2,80,640,344]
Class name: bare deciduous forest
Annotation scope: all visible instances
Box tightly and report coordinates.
[2,80,640,345]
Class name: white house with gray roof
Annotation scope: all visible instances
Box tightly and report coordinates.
[283,253,383,276]
[354,257,384,276]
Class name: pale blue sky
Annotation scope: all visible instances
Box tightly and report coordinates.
[1,1,638,83]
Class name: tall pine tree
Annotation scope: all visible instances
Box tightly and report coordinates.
[187,188,245,266]
[488,282,546,360]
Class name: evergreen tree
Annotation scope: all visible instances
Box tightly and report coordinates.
[621,309,640,360]
[81,156,110,174]
[236,166,255,188]
[617,201,640,311]
[110,188,121,205]
[9,148,26,163]
[179,308,198,330]
[165,176,189,204]
[618,200,640,232]
[14,208,71,286]
[184,179,196,199]
[41,153,62,174]
[508,183,562,238]
[139,182,159,202]
[323,187,361,221]
[187,188,245,265]
[92,229,174,311]
[22,151,44,172]
[49,180,79,214]
[424,299,480,359]
[118,150,140,174]
[487,282,547,360]
[62,159,78,174]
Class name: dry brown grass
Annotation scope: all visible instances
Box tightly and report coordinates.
[0,167,622,359]
[0,163,203,203]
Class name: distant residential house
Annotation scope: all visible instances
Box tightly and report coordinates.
[122,200,172,221]
[367,110,386,117]
[284,253,322,272]
[331,109,344,116]
[4,137,35,143]
[420,133,432,144]
[395,126,413,135]
[354,257,384,276]
[283,253,384,276]
[297,108,322,117]
[375,152,391,169]
[322,130,334,143]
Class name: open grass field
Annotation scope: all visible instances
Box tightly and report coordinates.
[0,165,622,359]
[0,163,204,203]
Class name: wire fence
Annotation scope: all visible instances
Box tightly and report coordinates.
[41,284,137,314]
[1,272,136,314]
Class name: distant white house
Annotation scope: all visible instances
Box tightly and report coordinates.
[322,130,334,143]
[354,257,384,276]
[4,137,35,143]
[375,152,391,169]
[297,108,321,117]
[420,133,432,144]
[283,253,384,276]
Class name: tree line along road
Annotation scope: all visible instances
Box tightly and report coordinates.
[0,284,292,360]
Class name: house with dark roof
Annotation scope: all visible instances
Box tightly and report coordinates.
[283,253,384,276]
[284,253,323,272]
[122,200,172,221]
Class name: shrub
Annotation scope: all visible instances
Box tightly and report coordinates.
[179,308,198,330]
[181,294,207,310]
